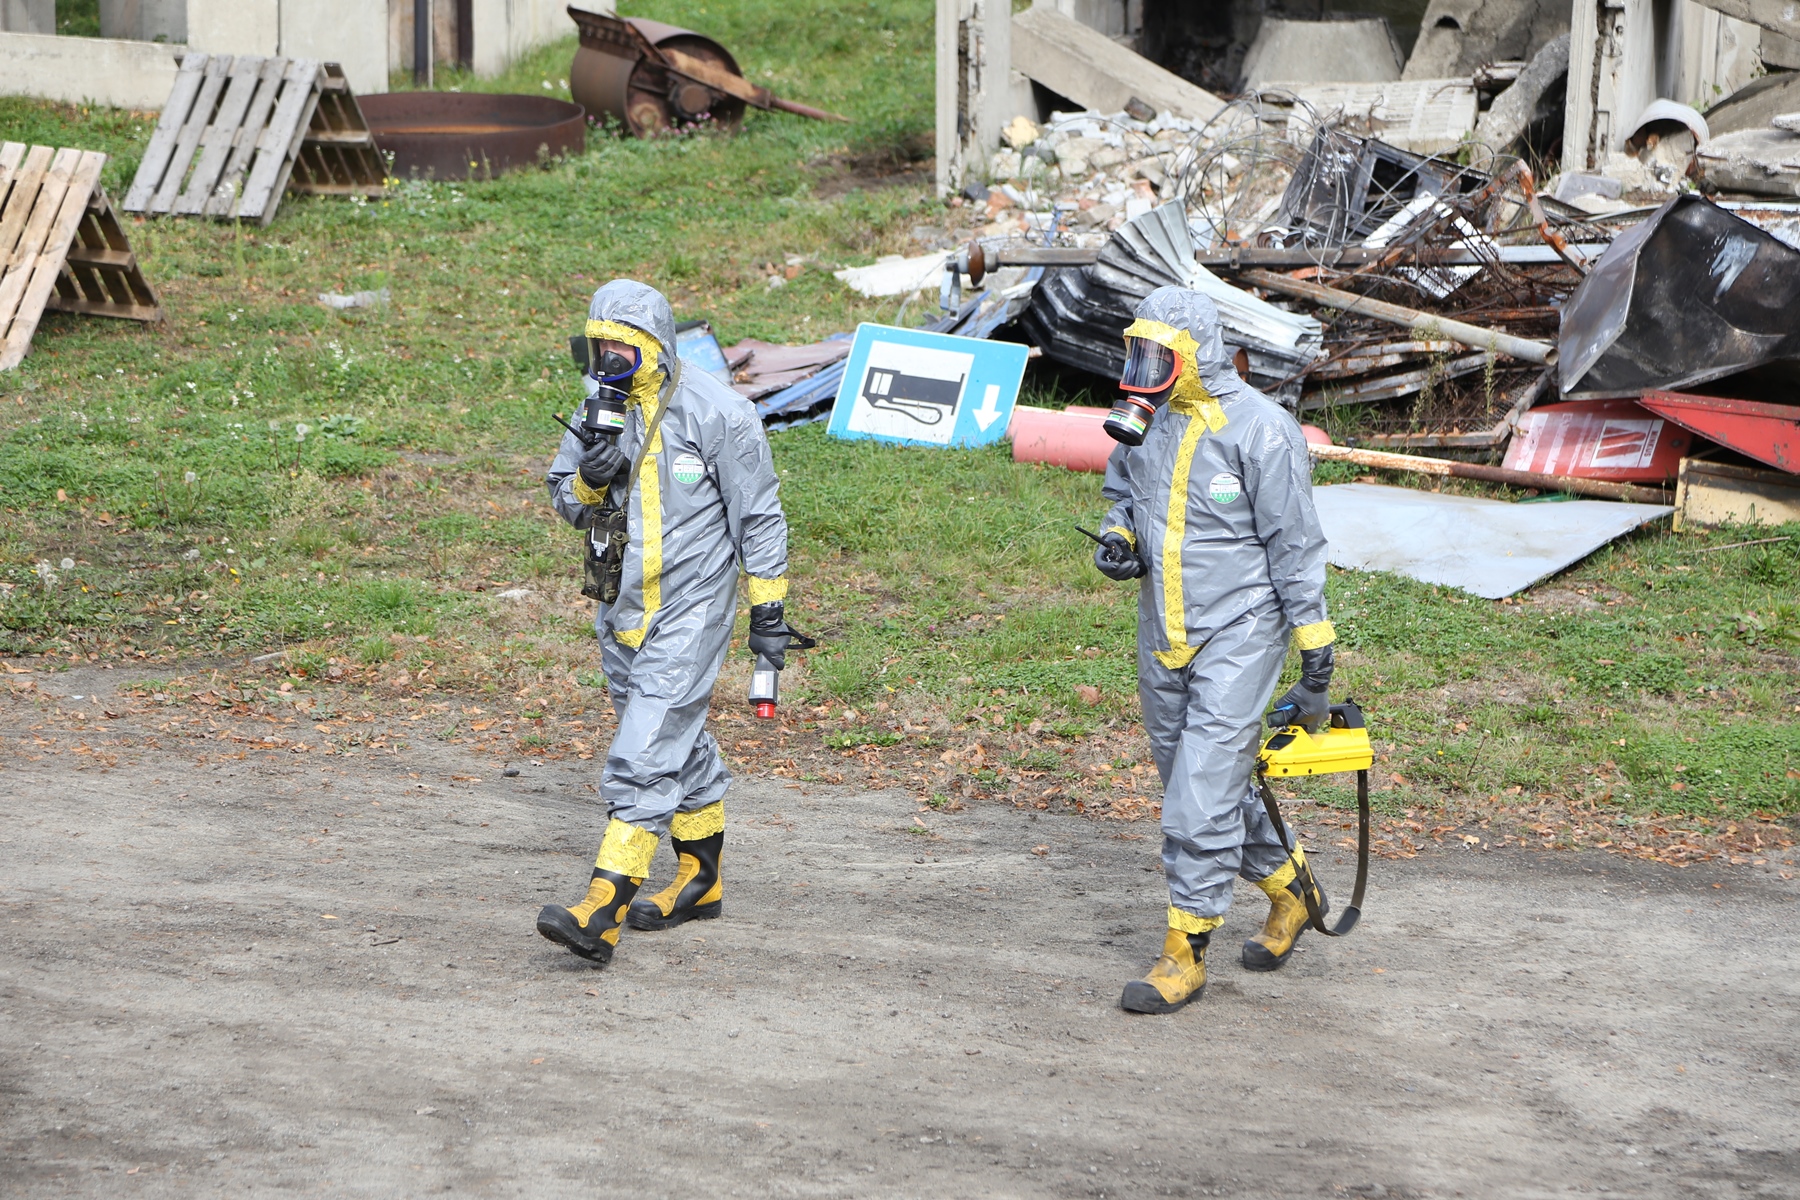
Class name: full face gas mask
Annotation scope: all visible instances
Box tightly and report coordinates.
[1105,334,1185,446]
[577,343,641,441]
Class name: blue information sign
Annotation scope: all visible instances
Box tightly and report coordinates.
[826,323,1030,449]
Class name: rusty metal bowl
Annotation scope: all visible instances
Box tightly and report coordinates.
[359,93,587,180]
[570,14,748,137]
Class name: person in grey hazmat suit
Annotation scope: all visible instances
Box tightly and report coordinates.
[536,279,800,966]
[1092,286,1336,1014]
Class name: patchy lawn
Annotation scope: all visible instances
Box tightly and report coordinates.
[1,0,1795,867]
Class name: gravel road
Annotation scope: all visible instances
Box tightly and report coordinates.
[3,670,1797,1198]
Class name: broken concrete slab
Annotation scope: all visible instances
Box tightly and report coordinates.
[1312,482,1671,599]
[1564,0,1763,174]
[1010,4,1225,126]
[1704,70,1800,137]
[1471,32,1568,159]
[1276,79,1480,156]
[1403,0,1574,81]
[1697,127,1800,197]
[1239,17,1403,88]
[1684,0,1800,40]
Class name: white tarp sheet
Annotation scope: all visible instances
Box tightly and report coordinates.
[1312,483,1671,599]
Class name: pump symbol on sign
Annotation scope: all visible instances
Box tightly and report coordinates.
[861,367,963,426]
[843,339,975,445]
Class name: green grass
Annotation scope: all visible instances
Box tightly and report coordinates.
[2,0,1797,820]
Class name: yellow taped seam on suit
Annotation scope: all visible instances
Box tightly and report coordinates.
[584,320,664,407]
[1293,620,1336,651]
[1152,412,1208,671]
[572,475,609,507]
[586,318,668,650]
[746,575,788,606]
[1166,906,1225,935]
[1255,857,1299,895]
[669,800,725,841]
[611,400,664,650]
[594,817,659,879]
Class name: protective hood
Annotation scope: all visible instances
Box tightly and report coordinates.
[1128,286,1238,430]
[586,279,677,410]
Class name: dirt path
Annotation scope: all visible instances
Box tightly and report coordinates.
[3,669,1798,1198]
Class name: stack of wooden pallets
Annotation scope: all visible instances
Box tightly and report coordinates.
[124,54,387,226]
[0,144,162,372]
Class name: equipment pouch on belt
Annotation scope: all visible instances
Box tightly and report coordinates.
[582,506,628,603]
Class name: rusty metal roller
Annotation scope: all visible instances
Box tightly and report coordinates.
[567,6,846,138]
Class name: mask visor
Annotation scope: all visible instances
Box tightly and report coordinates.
[588,343,641,384]
[1119,337,1179,394]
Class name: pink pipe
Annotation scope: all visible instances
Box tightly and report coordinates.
[1009,405,1115,473]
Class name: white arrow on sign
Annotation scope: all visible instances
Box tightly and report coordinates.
[973,384,1002,432]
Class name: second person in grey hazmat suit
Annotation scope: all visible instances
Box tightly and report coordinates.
[535,279,800,966]
[1091,286,1336,1014]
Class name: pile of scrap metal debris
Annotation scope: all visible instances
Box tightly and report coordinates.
[938,105,1799,527]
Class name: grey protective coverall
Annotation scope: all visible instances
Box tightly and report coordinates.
[1100,287,1332,922]
[546,280,790,835]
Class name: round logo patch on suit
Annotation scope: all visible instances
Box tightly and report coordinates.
[1208,472,1242,504]
[671,453,705,485]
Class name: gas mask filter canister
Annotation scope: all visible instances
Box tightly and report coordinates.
[579,345,640,439]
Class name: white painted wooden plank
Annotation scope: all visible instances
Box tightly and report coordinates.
[124,54,209,212]
[238,58,319,222]
[0,151,104,371]
[0,148,78,343]
[0,145,56,285]
[176,56,264,215]
[149,55,232,215]
[206,56,289,217]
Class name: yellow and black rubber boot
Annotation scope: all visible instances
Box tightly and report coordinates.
[627,801,723,931]
[536,818,660,965]
[1242,845,1329,972]
[1120,909,1223,1014]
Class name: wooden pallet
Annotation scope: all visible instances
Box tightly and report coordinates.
[0,143,162,372]
[123,54,387,226]
[290,63,390,198]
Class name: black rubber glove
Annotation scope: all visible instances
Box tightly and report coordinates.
[1270,644,1334,733]
[577,439,629,491]
[748,602,792,669]
[1093,531,1147,581]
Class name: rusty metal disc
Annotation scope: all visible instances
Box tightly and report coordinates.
[569,14,748,137]
[360,93,586,180]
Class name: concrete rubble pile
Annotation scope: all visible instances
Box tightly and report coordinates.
[927,2,1800,527]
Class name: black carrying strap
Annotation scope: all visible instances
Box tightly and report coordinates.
[1257,761,1369,938]
[628,357,678,490]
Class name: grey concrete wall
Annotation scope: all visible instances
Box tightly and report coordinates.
[0,30,181,106]
[99,0,187,42]
[0,0,53,35]
[282,0,387,94]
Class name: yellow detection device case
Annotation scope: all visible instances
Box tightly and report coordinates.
[1259,701,1374,777]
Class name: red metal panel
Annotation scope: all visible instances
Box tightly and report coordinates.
[1502,398,1691,483]
[1637,392,1799,475]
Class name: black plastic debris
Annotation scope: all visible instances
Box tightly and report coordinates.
[1558,194,1800,399]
